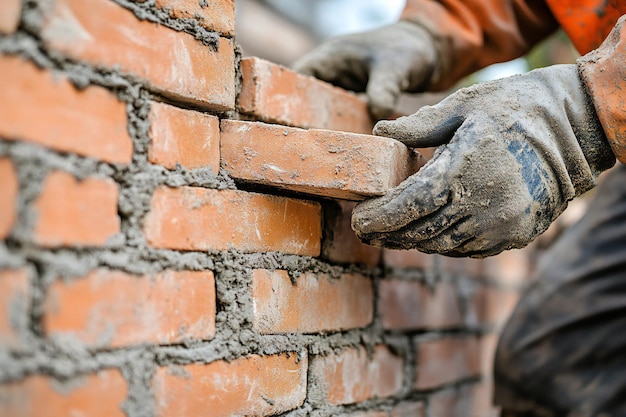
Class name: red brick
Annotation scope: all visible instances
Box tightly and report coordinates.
[152,0,235,36]
[311,345,404,405]
[429,385,496,417]
[239,57,374,134]
[428,388,471,417]
[479,333,499,378]
[0,269,29,349]
[43,269,215,347]
[379,280,463,330]
[391,402,426,417]
[383,249,435,270]
[0,56,131,164]
[0,370,127,417]
[415,337,481,390]
[144,186,322,256]
[221,120,419,200]
[252,269,373,334]
[33,171,120,247]
[0,0,20,34]
[154,352,307,417]
[148,102,220,172]
[322,201,381,266]
[440,256,485,279]
[41,0,235,111]
[469,286,519,327]
[483,249,532,286]
[0,158,18,239]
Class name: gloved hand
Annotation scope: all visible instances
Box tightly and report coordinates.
[352,65,616,257]
[293,22,438,120]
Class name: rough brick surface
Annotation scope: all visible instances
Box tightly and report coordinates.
[154,353,307,417]
[379,280,463,330]
[252,269,373,334]
[429,385,494,417]
[43,269,215,347]
[311,345,404,405]
[0,0,21,34]
[221,120,420,200]
[148,102,220,172]
[0,269,29,350]
[145,186,322,255]
[322,201,381,266]
[239,57,374,134]
[152,0,235,36]
[42,0,235,110]
[415,337,481,390]
[0,56,131,164]
[0,158,18,239]
[33,171,120,247]
[0,370,127,417]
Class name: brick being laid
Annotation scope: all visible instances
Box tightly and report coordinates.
[220,120,424,201]
[239,57,374,134]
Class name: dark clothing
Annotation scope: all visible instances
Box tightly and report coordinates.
[494,164,626,416]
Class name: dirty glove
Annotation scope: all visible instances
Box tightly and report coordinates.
[293,22,438,120]
[352,65,616,257]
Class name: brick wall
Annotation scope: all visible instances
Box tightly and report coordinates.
[0,1,533,416]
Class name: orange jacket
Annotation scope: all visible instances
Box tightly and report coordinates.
[401,0,626,163]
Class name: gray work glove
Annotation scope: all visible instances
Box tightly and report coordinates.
[352,65,616,257]
[293,22,438,120]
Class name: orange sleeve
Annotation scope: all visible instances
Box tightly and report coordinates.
[578,15,626,164]
[401,0,558,90]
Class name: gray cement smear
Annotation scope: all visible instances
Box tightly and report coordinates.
[0,2,487,416]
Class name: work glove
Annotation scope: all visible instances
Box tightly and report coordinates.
[352,65,616,257]
[293,22,438,120]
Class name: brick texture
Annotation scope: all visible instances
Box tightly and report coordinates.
[415,337,481,390]
[152,0,235,36]
[144,186,322,255]
[429,385,495,417]
[43,269,215,347]
[42,0,235,110]
[221,120,421,200]
[33,171,120,247]
[252,269,373,334]
[0,269,29,350]
[148,102,220,172]
[379,280,463,330]
[0,0,21,34]
[154,353,307,417]
[311,345,404,405]
[0,56,131,164]
[322,201,381,266]
[0,370,127,417]
[239,57,374,134]
[0,158,18,239]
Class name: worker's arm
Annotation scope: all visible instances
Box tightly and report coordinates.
[294,0,558,119]
[351,18,626,257]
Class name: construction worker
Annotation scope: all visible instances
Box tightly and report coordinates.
[295,1,626,416]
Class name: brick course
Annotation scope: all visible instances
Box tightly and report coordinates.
[252,269,373,334]
[33,171,120,247]
[311,345,404,405]
[43,269,216,347]
[42,0,235,110]
[239,57,374,134]
[221,120,420,200]
[154,353,307,417]
[415,336,481,390]
[144,186,322,255]
[0,371,127,417]
[0,56,132,164]
[148,101,220,172]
